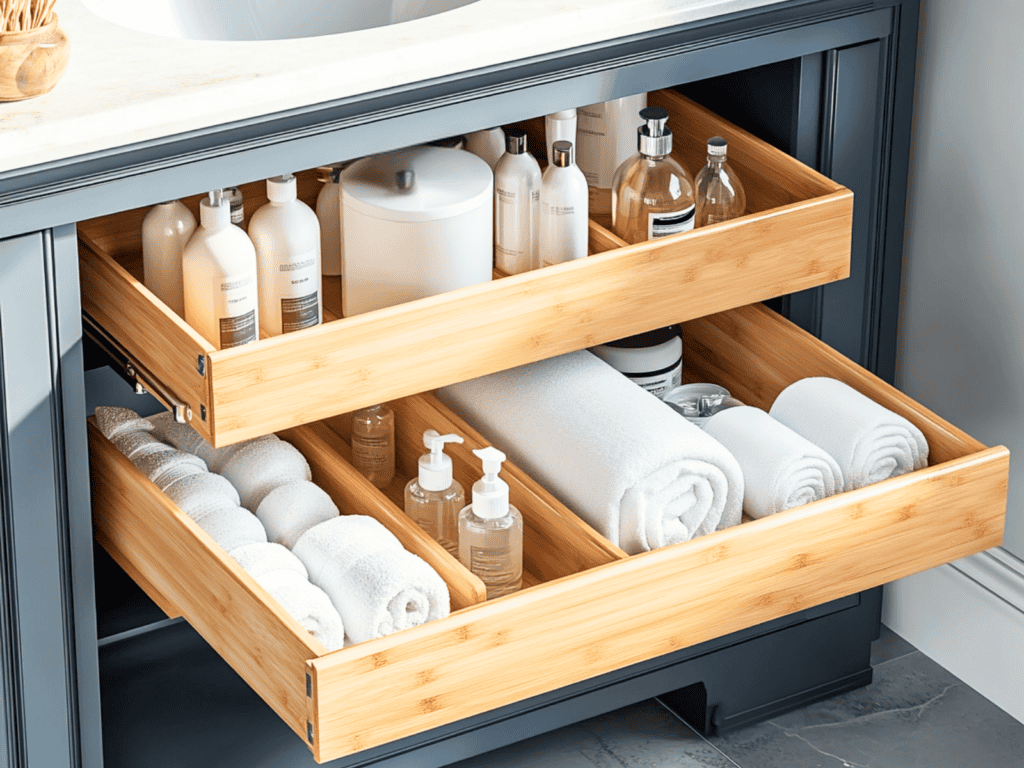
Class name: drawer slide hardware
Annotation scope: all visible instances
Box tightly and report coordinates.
[83,312,192,424]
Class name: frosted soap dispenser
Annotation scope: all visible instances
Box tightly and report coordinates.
[182,190,259,350]
[458,447,523,599]
[405,430,465,556]
[142,200,196,316]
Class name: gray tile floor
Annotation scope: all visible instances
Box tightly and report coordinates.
[451,627,1024,768]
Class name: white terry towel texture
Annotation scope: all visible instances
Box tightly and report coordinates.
[133,449,207,486]
[255,570,345,651]
[293,516,450,644]
[222,439,312,512]
[164,472,242,516]
[112,431,172,461]
[95,406,154,440]
[703,406,844,519]
[769,377,929,492]
[195,505,268,552]
[256,480,340,549]
[436,350,744,554]
[157,464,207,494]
[229,542,309,581]
[149,412,281,473]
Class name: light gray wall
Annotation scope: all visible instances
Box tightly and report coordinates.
[897,0,1024,560]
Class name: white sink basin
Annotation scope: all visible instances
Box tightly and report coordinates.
[82,0,483,41]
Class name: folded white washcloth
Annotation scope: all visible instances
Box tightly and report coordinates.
[703,406,844,518]
[133,449,208,487]
[112,431,172,461]
[436,350,744,554]
[293,516,450,644]
[164,471,242,516]
[195,505,268,552]
[149,413,281,473]
[255,570,345,651]
[769,377,929,492]
[95,406,154,441]
[255,480,340,549]
[221,439,312,512]
[229,542,309,580]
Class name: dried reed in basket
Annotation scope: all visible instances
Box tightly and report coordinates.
[0,0,57,33]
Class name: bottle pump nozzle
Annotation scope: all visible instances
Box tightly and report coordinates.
[200,188,230,229]
[417,430,463,492]
[638,106,673,158]
[471,446,509,520]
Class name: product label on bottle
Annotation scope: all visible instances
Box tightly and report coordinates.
[540,199,587,268]
[495,187,537,274]
[352,436,394,473]
[277,251,320,333]
[217,272,258,349]
[281,292,319,333]
[648,206,695,239]
[576,106,607,187]
[626,360,683,397]
[219,309,257,349]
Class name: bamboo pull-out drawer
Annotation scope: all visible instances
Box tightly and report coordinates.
[89,301,1006,764]
[78,89,852,448]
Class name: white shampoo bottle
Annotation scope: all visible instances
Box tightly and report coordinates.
[142,200,196,316]
[316,164,344,277]
[493,128,542,274]
[539,141,589,267]
[182,190,259,350]
[545,108,577,162]
[465,127,506,170]
[248,175,323,337]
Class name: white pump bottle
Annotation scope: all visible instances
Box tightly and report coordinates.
[458,447,523,599]
[405,430,465,556]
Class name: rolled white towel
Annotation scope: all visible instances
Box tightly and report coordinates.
[769,377,929,492]
[703,406,844,519]
[229,542,308,581]
[293,516,450,644]
[164,471,242,516]
[255,570,345,651]
[96,406,154,440]
[255,480,340,549]
[221,439,312,512]
[195,505,268,552]
[436,350,744,554]
[133,449,208,486]
[112,431,172,461]
[157,464,207,494]
[149,413,281,473]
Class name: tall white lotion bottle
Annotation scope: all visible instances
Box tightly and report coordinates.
[248,174,323,337]
[142,200,196,316]
[405,430,466,556]
[539,140,589,267]
[458,447,523,599]
[182,190,260,350]
[493,128,542,274]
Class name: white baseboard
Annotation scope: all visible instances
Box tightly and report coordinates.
[882,548,1024,725]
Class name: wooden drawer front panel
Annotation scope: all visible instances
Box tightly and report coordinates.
[78,91,852,448]
[90,303,1007,764]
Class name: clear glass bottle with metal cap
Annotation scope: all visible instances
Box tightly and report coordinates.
[352,403,395,489]
[539,140,589,267]
[611,106,696,244]
[695,136,746,227]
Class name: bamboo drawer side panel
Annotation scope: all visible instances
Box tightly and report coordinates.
[88,421,320,739]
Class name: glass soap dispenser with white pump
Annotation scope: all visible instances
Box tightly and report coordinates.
[611,106,696,244]
[458,447,523,599]
[405,430,465,557]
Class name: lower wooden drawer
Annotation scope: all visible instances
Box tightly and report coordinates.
[89,302,1007,764]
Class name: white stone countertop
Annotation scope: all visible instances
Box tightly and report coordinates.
[0,0,788,175]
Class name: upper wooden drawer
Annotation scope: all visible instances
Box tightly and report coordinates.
[78,89,852,447]
[90,301,1006,764]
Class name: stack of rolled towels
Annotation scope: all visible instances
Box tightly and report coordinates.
[96,407,450,649]
[702,376,929,519]
[437,350,745,555]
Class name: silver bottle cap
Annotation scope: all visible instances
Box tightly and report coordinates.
[662,383,743,428]
[395,170,415,191]
[707,136,728,158]
[552,140,574,167]
[638,106,673,158]
[506,129,528,155]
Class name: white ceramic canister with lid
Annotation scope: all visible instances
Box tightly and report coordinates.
[341,146,494,317]
[590,325,683,397]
